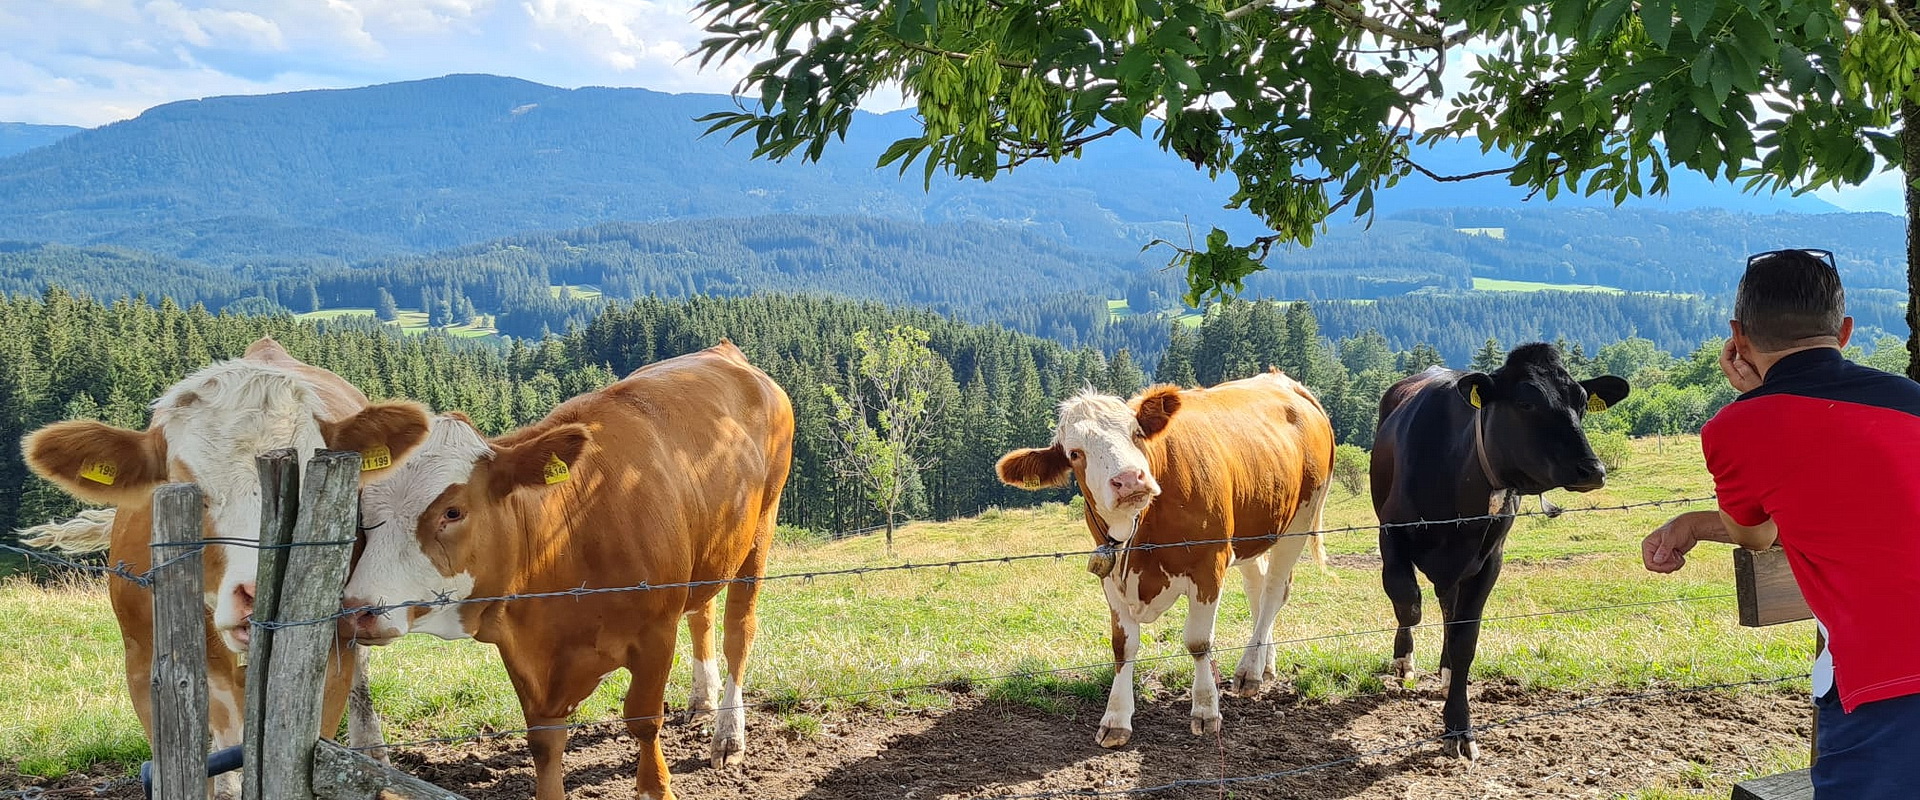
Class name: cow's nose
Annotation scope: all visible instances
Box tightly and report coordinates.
[1110,469,1147,496]
[232,581,256,618]
[1567,462,1606,492]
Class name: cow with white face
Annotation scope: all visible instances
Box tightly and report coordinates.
[21,337,430,797]
[343,341,794,800]
[999,372,1334,748]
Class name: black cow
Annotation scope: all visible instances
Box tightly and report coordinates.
[1369,343,1630,758]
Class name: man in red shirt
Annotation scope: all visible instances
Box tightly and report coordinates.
[1643,248,1920,798]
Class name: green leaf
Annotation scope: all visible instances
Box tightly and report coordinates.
[1547,0,1588,37]
[1679,0,1717,38]
[1641,0,1676,48]
[1164,54,1203,93]
[1589,0,1634,39]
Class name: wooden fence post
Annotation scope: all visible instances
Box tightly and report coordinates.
[258,451,360,800]
[243,449,300,800]
[1730,546,1818,800]
[151,483,209,800]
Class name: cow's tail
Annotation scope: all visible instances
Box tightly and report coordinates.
[1306,436,1336,580]
[15,508,116,554]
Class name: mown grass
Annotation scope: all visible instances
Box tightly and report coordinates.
[296,308,498,339]
[1473,277,1624,294]
[1,435,1812,784]
[548,284,604,302]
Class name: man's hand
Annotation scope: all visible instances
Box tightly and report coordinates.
[1643,513,1703,573]
[1720,340,1763,393]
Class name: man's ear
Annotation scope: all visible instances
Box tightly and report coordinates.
[996,445,1072,490]
[1581,376,1631,412]
[321,401,434,485]
[489,424,593,498]
[22,421,169,505]
[1838,316,1855,348]
[1134,385,1183,439]
[1456,373,1495,410]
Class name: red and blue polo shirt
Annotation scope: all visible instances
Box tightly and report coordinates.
[1701,347,1920,713]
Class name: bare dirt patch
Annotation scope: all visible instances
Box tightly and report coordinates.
[10,678,1808,799]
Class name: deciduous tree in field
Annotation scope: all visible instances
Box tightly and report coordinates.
[824,325,954,553]
[694,0,1920,372]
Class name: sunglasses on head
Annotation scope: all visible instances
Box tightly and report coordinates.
[1747,248,1836,268]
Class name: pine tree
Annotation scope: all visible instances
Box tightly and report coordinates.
[375,288,399,322]
[1469,337,1505,373]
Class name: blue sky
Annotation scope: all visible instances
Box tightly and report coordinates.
[0,0,1904,215]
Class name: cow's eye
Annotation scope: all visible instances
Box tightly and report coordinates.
[1516,401,1537,412]
[442,507,465,523]
[1068,449,1085,461]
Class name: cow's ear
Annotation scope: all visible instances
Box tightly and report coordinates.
[1580,376,1631,413]
[996,445,1072,490]
[322,401,434,485]
[1456,373,1494,410]
[22,421,169,505]
[490,423,592,498]
[1134,385,1183,439]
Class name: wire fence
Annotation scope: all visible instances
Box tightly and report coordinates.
[2,491,1786,800]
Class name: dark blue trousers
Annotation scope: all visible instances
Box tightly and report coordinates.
[1813,687,1920,799]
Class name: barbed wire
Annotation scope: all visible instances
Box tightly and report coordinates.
[970,674,1811,800]
[348,589,1744,755]
[0,542,202,589]
[256,494,1717,632]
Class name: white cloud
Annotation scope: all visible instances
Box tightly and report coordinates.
[0,0,758,126]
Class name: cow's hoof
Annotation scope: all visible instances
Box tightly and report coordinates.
[709,737,746,768]
[1442,735,1479,761]
[1391,656,1414,682]
[686,700,717,724]
[1097,725,1132,748]
[1230,672,1263,697]
[1190,713,1221,736]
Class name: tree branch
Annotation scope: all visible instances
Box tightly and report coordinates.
[1321,0,1446,47]
[1003,125,1125,168]
[896,38,1035,70]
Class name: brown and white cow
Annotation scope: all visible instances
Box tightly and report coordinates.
[20,337,430,797]
[997,370,1334,747]
[342,341,794,800]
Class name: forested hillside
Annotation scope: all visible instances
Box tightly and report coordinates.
[5,288,1906,546]
[0,123,79,158]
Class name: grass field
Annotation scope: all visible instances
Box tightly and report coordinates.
[295,308,498,339]
[1456,227,1507,239]
[549,284,604,302]
[1473,277,1625,294]
[0,435,1812,794]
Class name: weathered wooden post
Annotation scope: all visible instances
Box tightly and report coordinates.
[1730,546,1817,800]
[242,448,300,800]
[257,450,360,800]
[150,483,209,800]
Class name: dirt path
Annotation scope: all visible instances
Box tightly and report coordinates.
[9,678,1809,799]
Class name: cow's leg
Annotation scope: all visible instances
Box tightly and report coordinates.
[1183,592,1223,736]
[1098,608,1142,748]
[625,621,680,800]
[346,647,390,765]
[1437,560,1503,761]
[1380,537,1422,682]
[713,543,769,768]
[505,648,615,800]
[685,596,720,724]
[1231,552,1273,696]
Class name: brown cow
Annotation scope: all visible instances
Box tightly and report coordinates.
[20,337,430,797]
[342,341,794,800]
[997,370,1333,747]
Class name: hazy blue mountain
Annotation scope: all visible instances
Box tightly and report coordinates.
[0,74,1847,263]
[0,123,83,158]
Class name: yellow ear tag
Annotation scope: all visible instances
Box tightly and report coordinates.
[360,445,392,472]
[1587,394,1609,413]
[79,461,118,486]
[1468,385,1483,409]
[543,453,571,485]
